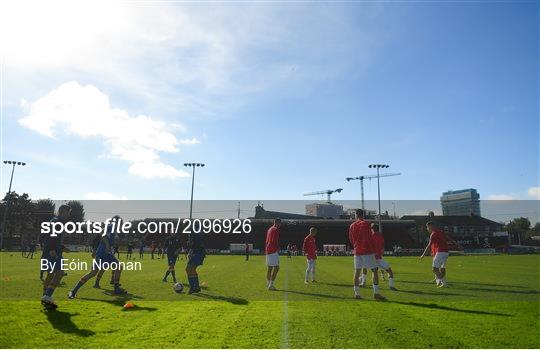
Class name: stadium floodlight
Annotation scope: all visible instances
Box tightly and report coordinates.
[184,163,205,219]
[368,164,389,233]
[1,160,27,250]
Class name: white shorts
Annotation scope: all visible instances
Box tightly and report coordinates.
[266,252,279,267]
[376,258,390,270]
[354,254,377,270]
[306,259,316,269]
[432,252,449,268]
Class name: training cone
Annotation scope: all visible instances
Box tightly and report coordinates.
[123,302,134,309]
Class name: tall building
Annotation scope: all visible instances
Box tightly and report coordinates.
[440,189,481,216]
[305,203,344,219]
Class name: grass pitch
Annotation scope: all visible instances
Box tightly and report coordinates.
[0,252,539,348]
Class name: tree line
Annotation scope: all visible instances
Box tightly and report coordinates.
[0,191,85,248]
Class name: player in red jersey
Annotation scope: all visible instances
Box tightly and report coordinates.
[265,218,281,290]
[303,227,317,284]
[371,223,396,290]
[420,221,449,287]
[348,209,385,300]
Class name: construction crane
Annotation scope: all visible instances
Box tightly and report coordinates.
[303,188,343,203]
[345,173,401,211]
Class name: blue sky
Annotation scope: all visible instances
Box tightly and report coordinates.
[0,1,538,206]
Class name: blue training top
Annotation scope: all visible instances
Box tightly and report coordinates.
[96,224,116,257]
[42,216,64,257]
[165,235,182,255]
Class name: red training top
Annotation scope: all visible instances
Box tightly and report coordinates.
[430,229,448,255]
[348,219,374,255]
[303,234,317,260]
[265,225,280,254]
[372,232,385,260]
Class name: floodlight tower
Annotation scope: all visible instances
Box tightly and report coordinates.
[368,164,390,233]
[1,161,27,249]
[184,162,205,220]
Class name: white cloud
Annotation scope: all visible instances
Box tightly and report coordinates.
[528,187,540,199]
[487,187,540,201]
[1,2,377,116]
[84,192,127,200]
[19,81,192,179]
[178,138,200,145]
[487,194,519,200]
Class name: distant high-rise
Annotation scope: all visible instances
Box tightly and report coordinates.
[440,189,481,216]
[305,203,344,219]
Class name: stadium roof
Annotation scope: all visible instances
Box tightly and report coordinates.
[400,214,502,227]
[251,205,323,220]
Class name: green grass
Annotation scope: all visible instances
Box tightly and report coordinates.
[1,252,539,348]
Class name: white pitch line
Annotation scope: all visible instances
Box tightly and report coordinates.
[281,260,290,349]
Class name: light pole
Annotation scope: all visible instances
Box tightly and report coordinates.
[368,164,389,233]
[1,161,27,250]
[184,163,204,220]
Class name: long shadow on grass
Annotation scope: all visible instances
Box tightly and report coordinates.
[192,293,249,305]
[280,289,350,300]
[395,288,477,297]
[451,285,540,296]
[102,290,144,299]
[44,310,96,337]
[78,297,158,311]
[401,281,539,296]
[318,282,350,288]
[400,280,531,289]
[451,281,531,289]
[388,300,511,317]
[319,283,476,297]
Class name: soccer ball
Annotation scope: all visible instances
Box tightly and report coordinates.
[173,282,184,293]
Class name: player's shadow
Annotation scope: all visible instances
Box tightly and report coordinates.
[120,304,158,312]
[395,288,477,297]
[45,310,95,337]
[451,285,540,296]
[451,281,530,289]
[78,297,158,311]
[192,293,249,305]
[401,280,531,290]
[399,280,443,285]
[102,290,145,300]
[281,289,350,300]
[388,300,511,317]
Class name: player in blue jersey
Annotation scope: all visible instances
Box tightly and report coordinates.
[68,216,127,298]
[40,204,71,309]
[126,243,133,260]
[38,231,46,280]
[89,232,109,288]
[186,229,206,294]
[162,232,182,283]
[27,240,37,259]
